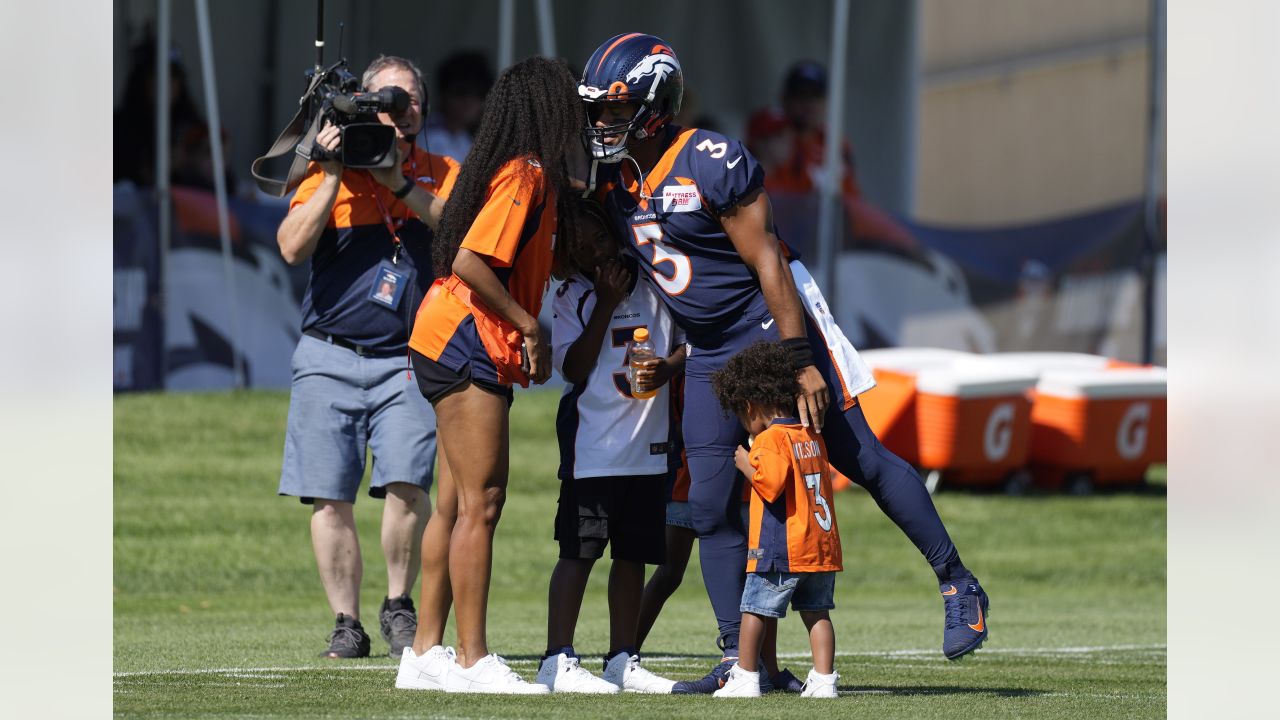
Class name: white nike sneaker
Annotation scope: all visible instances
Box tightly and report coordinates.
[395,645,454,690]
[536,652,620,694]
[603,651,676,693]
[799,668,839,698]
[445,653,550,694]
[712,662,761,698]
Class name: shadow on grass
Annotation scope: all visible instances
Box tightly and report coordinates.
[842,685,1046,698]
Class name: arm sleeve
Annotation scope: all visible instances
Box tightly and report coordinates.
[551,277,593,376]
[698,136,765,215]
[748,437,791,503]
[459,161,542,267]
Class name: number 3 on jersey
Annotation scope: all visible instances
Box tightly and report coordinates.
[803,472,834,531]
[632,223,691,296]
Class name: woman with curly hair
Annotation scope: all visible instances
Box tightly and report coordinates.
[395,55,580,695]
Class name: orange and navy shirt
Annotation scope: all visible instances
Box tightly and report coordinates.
[289,148,459,354]
[408,156,557,383]
[745,418,843,574]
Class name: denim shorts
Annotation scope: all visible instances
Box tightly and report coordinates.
[740,571,837,618]
[278,334,437,503]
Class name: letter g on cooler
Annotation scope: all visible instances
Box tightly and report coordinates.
[1116,401,1151,461]
[983,402,1016,462]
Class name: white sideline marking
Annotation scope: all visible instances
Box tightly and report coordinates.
[113,644,1165,678]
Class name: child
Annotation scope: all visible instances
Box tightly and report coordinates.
[709,341,842,699]
[534,199,682,693]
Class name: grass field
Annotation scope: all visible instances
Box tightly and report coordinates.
[114,389,1166,719]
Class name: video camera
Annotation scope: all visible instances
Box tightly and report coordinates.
[306,60,407,169]
[250,0,409,196]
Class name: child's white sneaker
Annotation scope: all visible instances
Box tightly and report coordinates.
[536,652,620,694]
[712,663,761,697]
[394,645,454,690]
[800,668,839,698]
[603,651,676,693]
[445,653,550,694]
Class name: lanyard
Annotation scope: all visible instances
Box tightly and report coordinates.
[369,154,417,265]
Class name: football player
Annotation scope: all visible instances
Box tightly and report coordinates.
[577,33,991,691]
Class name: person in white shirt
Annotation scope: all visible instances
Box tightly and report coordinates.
[534,199,684,694]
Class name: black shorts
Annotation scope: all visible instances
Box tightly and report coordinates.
[554,474,667,564]
[410,349,514,407]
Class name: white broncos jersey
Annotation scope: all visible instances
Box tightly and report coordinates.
[552,273,683,480]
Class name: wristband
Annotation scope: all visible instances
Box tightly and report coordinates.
[781,336,815,371]
[392,176,415,199]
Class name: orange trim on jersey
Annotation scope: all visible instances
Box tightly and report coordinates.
[621,128,697,202]
[289,149,460,230]
[596,33,644,75]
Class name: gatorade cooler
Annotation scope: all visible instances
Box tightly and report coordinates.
[1028,367,1167,493]
[859,349,1037,492]
[996,352,1141,372]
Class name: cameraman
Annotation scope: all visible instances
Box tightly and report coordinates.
[276,55,459,660]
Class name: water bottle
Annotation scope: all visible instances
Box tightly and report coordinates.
[628,327,658,400]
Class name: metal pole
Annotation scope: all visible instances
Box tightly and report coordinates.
[535,0,556,58]
[497,0,515,70]
[156,0,172,389]
[195,0,247,388]
[1141,0,1165,365]
[815,0,850,296]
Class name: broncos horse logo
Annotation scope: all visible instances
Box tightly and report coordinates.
[626,52,681,90]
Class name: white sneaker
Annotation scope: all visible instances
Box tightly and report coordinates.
[395,645,454,690]
[799,668,839,698]
[445,653,550,694]
[536,652,620,694]
[603,651,676,694]
[712,662,761,698]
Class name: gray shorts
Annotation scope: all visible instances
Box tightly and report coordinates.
[740,571,837,618]
[278,334,436,504]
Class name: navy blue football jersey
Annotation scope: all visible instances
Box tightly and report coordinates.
[599,126,796,344]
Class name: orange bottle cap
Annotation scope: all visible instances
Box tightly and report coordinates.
[633,328,650,342]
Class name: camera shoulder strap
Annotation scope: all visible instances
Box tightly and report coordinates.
[251,75,327,198]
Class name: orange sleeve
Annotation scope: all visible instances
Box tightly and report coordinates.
[288,163,325,212]
[434,155,461,201]
[459,160,543,267]
[748,435,791,503]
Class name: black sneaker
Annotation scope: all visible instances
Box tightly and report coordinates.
[320,613,371,659]
[379,595,418,658]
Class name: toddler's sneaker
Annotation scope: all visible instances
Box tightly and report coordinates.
[712,663,761,698]
[799,668,839,698]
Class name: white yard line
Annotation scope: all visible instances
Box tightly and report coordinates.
[113,643,1166,678]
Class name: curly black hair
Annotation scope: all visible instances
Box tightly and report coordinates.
[553,198,619,280]
[432,56,581,277]
[711,341,800,420]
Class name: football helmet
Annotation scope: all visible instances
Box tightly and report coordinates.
[579,33,684,162]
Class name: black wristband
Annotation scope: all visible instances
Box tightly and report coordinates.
[392,176,415,199]
[781,336,815,370]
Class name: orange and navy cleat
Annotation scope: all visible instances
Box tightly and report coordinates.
[941,578,989,660]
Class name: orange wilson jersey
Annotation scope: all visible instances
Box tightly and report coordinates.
[745,419,843,573]
[408,156,557,383]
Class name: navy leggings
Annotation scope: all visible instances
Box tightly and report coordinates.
[683,314,962,653]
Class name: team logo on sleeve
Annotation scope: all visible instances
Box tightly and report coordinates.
[661,184,701,213]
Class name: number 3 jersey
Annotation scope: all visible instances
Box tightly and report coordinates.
[598,126,781,345]
[552,271,684,480]
[745,419,843,574]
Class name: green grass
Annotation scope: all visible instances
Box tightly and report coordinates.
[114,390,1166,718]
